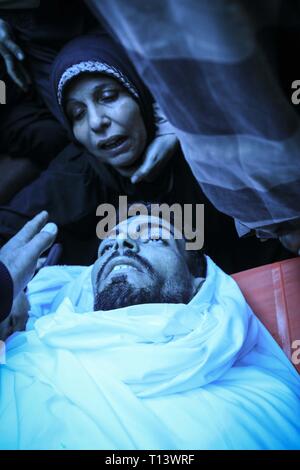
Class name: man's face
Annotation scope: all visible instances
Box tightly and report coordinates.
[91,215,202,311]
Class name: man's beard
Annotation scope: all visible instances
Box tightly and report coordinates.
[94,274,191,311]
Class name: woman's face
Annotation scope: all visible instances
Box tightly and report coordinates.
[65,74,147,177]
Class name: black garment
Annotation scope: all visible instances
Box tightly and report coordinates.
[0,84,67,168]
[0,0,97,112]
[0,0,97,163]
[0,261,13,322]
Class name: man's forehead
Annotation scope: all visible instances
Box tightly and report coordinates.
[106,215,181,238]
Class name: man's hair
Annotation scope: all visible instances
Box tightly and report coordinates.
[115,201,206,278]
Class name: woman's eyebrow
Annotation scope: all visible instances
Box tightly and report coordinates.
[65,85,105,104]
[92,83,115,94]
[65,97,81,105]
[66,81,118,105]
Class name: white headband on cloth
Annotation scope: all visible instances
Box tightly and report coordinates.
[57,60,140,106]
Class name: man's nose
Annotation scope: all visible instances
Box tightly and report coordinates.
[89,107,111,133]
[112,234,139,255]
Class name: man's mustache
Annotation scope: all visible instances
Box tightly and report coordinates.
[96,249,155,287]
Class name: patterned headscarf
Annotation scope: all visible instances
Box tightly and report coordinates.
[50,31,155,139]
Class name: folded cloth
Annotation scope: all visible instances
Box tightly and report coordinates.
[0,257,299,449]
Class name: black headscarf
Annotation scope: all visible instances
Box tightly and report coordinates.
[49,31,174,203]
[50,31,155,141]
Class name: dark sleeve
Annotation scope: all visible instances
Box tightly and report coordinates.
[0,261,13,322]
[0,144,103,243]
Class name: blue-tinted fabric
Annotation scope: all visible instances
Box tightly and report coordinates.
[0,257,299,449]
[87,0,300,238]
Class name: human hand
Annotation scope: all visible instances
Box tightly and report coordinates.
[0,211,58,299]
[0,18,31,91]
[0,292,29,341]
[130,134,179,184]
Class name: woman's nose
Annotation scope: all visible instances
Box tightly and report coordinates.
[89,107,111,133]
[113,235,139,255]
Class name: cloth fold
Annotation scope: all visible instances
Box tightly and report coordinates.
[0,257,299,449]
[86,0,300,238]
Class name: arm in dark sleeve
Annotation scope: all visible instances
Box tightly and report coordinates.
[0,261,13,322]
[0,144,102,243]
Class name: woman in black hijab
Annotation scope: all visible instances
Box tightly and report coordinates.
[0,31,181,265]
[50,31,176,187]
[50,31,206,237]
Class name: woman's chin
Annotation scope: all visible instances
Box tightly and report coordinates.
[115,163,139,178]
[91,148,142,179]
[113,156,141,178]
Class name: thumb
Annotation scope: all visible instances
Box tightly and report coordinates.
[41,222,58,236]
[131,158,154,184]
[26,223,58,259]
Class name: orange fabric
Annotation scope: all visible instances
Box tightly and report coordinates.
[232,257,300,373]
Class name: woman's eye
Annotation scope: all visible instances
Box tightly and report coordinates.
[71,108,85,122]
[98,90,119,103]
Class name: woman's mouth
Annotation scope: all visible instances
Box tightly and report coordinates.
[95,134,140,173]
[97,135,129,153]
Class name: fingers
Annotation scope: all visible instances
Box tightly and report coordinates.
[1,50,29,90]
[6,61,29,90]
[131,159,155,184]
[0,42,30,91]
[7,59,31,91]
[131,147,159,184]
[0,20,24,60]
[0,218,58,300]
[16,61,32,90]
[26,223,58,260]
[130,135,177,184]
[4,38,24,61]
[9,211,50,248]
